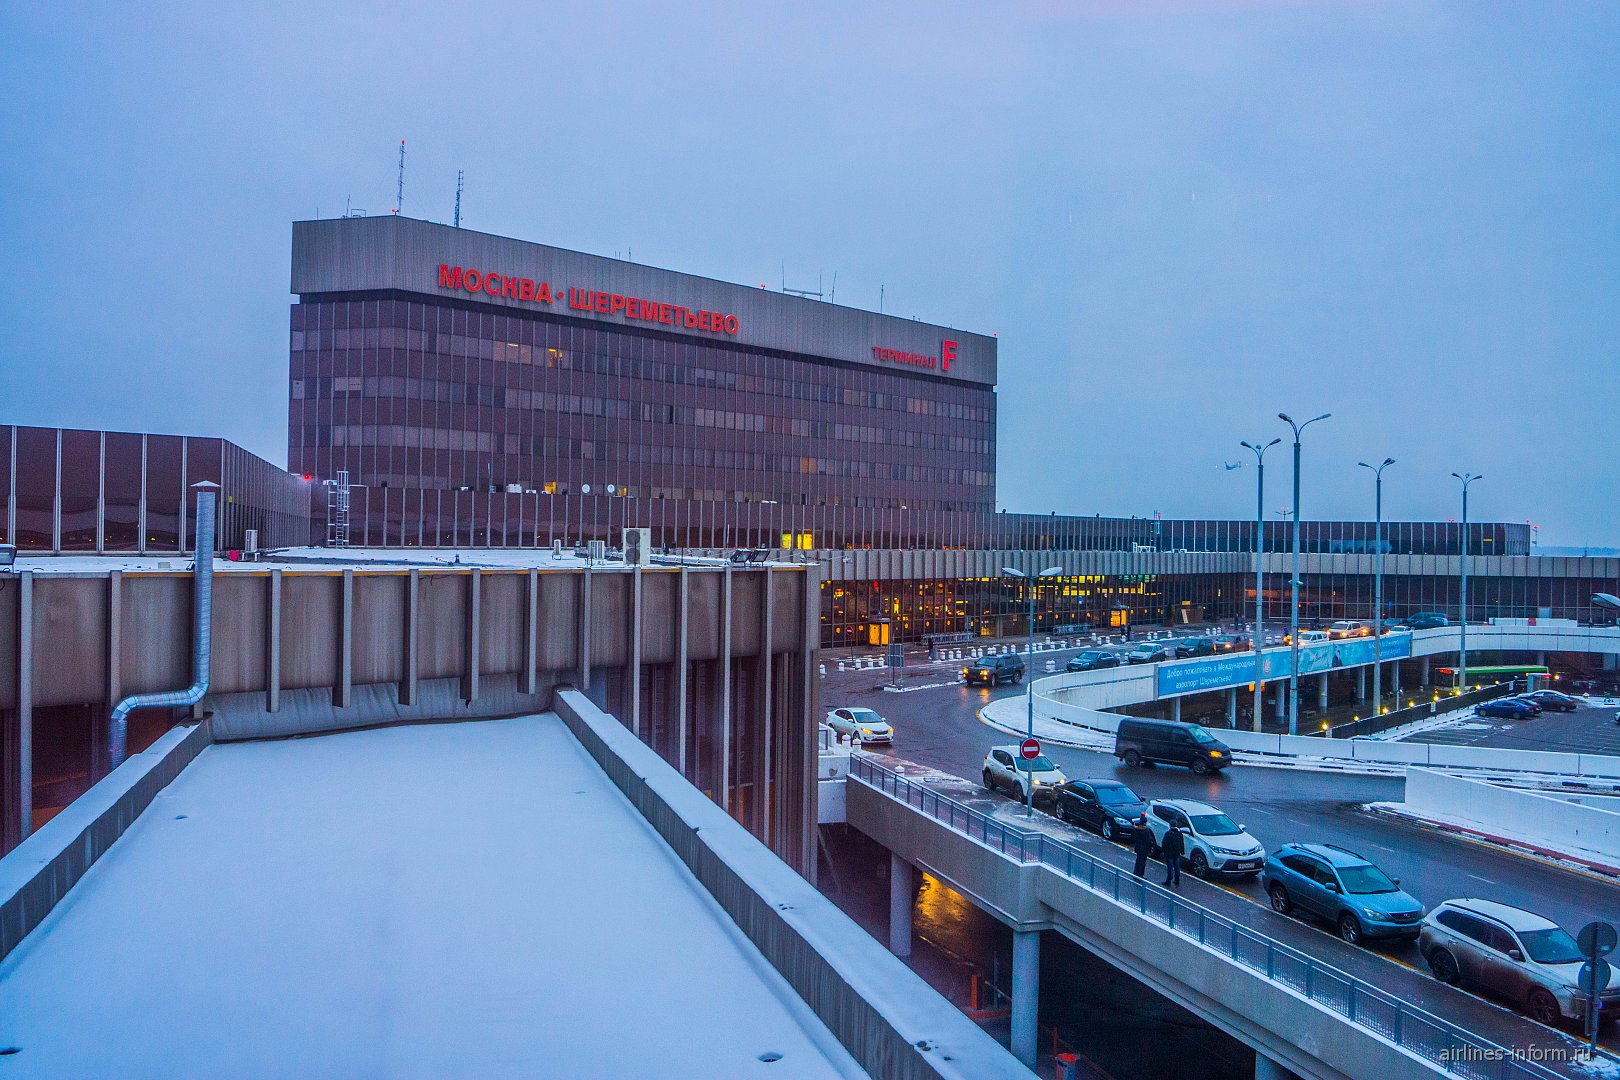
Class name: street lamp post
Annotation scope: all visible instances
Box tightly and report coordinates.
[1358,459,1395,711]
[1240,438,1281,731]
[1452,472,1484,691]
[1279,412,1330,735]
[1002,564,1063,817]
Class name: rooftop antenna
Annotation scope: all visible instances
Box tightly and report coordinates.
[393,140,405,215]
[783,269,824,301]
[453,170,464,228]
[879,284,885,313]
[829,271,837,305]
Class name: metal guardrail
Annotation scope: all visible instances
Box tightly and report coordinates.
[1328,683,1513,739]
[850,755,1570,1080]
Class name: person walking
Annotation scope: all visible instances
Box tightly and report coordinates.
[1131,814,1154,878]
[1161,824,1185,888]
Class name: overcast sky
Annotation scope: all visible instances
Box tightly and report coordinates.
[3,2,1616,545]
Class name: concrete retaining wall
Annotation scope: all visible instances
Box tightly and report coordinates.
[1404,769,1620,866]
[0,719,212,963]
[554,690,1027,1080]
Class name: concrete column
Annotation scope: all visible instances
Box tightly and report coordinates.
[337,569,353,709]
[1169,696,1181,722]
[579,568,593,690]
[268,569,283,712]
[524,568,538,696]
[99,570,122,782]
[1274,687,1286,720]
[1536,651,1546,667]
[888,852,913,958]
[1392,660,1401,702]
[401,569,418,707]
[1011,929,1040,1067]
[676,568,690,773]
[1317,673,1329,710]
[1255,1052,1294,1080]
[1355,666,1367,703]
[1225,687,1237,728]
[719,567,733,812]
[465,568,481,703]
[17,571,34,842]
[629,567,643,737]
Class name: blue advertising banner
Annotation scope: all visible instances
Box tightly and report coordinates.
[1156,633,1413,697]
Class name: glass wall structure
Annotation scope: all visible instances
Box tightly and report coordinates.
[1,426,311,553]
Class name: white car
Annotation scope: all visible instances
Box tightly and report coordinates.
[1144,799,1266,878]
[1328,621,1370,639]
[824,707,893,744]
[982,745,1067,805]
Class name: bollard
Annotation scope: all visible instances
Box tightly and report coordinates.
[837,660,846,672]
[818,663,826,676]
[1045,660,1056,673]
[1056,1052,1079,1080]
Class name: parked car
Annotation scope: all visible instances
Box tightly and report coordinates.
[1402,612,1450,629]
[823,707,893,744]
[1262,843,1425,945]
[1284,629,1331,645]
[1476,699,1538,720]
[1144,799,1266,878]
[1327,621,1370,639]
[1125,643,1171,665]
[963,654,1024,686]
[982,745,1067,805]
[1066,649,1123,673]
[1501,695,1543,714]
[1523,690,1578,712]
[1172,637,1215,659]
[1114,717,1231,774]
[1053,779,1147,842]
[1211,633,1251,652]
[1419,899,1620,1028]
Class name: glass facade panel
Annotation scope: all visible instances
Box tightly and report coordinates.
[0,425,10,546]
[59,429,100,551]
[104,432,143,549]
[144,435,183,551]
[13,426,56,550]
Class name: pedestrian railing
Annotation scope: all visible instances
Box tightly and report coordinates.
[849,754,1570,1080]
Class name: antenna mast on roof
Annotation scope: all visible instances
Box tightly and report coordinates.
[454,170,464,228]
[783,270,825,301]
[393,140,405,215]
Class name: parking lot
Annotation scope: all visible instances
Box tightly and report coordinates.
[1401,698,1620,754]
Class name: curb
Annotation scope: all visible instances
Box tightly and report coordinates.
[1363,804,1620,881]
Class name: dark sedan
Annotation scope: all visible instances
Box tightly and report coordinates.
[1477,699,1537,720]
[1053,780,1148,842]
[1066,650,1123,673]
[1524,690,1578,712]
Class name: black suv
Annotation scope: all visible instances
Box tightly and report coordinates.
[963,654,1024,686]
[1172,637,1215,659]
[1066,649,1122,673]
[1054,780,1148,842]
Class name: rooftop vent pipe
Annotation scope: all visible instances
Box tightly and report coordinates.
[109,482,218,765]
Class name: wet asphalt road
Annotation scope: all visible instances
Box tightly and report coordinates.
[824,663,1620,1058]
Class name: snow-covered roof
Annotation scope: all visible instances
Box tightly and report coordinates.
[5,547,803,575]
[0,715,863,1077]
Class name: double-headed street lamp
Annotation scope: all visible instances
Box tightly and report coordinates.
[1452,472,1484,691]
[1279,412,1330,735]
[1358,458,1396,710]
[1239,438,1281,731]
[1003,564,1063,817]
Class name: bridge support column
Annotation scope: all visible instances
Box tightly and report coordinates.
[1392,661,1401,702]
[1355,666,1366,703]
[1420,656,1430,688]
[1536,651,1546,667]
[1225,687,1237,727]
[888,852,913,958]
[1317,674,1328,711]
[1274,687,1285,721]
[1011,929,1040,1067]
[1255,1052,1294,1080]
[1169,697,1181,723]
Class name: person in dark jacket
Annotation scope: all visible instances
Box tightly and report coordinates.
[1131,814,1153,877]
[1161,825,1185,888]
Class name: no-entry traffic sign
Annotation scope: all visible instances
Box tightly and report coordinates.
[1020,737,1042,760]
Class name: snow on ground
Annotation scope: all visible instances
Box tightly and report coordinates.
[0,716,863,1080]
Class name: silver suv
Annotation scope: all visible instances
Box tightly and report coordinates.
[1419,898,1620,1027]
